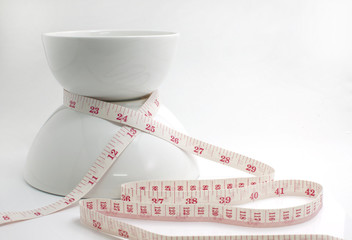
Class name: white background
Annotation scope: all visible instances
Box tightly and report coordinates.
[0,0,351,239]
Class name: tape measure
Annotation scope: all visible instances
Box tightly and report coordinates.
[0,89,343,240]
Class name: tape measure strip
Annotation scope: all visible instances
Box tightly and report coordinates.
[0,90,160,224]
[0,90,342,240]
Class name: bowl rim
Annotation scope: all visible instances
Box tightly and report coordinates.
[42,29,179,38]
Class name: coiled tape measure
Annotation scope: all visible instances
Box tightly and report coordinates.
[0,89,343,240]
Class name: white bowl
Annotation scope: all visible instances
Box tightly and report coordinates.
[25,99,200,198]
[42,30,179,100]
[25,30,199,198]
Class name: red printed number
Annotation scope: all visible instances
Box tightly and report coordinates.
[170,135,179,144]
[194,146,204,154]
[275,188,284,195]
[89,106,99,114]
[116,113,128,122]
[108,149,118,160]
[154,99,159,107]
[186,198,198,204]
[152,198,164,204]
[93,220,102,229]
[127,128,137,138]
[88,176,98,185]
[64,198,75,205]
[146,124,155,132]
[69,100,76,108]
[250,192,259,200]
[305,188,315,197]
[145,111,152,117]
[246,164,257,173]
[219,196,231,204]
[2,215,10,220]
[220,155,230,164]
[118,229,129,238]
[121,194,131,201]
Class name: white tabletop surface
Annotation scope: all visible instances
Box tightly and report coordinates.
[0,79,350,238]
[1,0,352,239]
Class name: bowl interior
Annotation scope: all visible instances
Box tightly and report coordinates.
[42,30,178,100]
[43,30,178,38]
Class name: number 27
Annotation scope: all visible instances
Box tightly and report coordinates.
[194,146,204,154]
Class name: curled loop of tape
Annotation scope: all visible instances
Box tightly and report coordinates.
[0,90,342,240]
